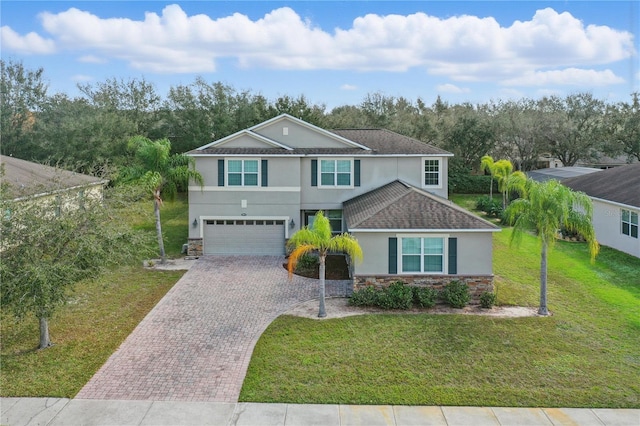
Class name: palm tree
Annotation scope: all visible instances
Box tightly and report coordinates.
[505,179,599,315]
[287,211,363,318]
[480,155,496,199]
[121,136,203,264]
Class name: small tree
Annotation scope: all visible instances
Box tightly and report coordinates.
[287,211,363,318]
[0,184,151,349]
[480,155,496,199]
[119,136,203,263]
[505,179,599,315]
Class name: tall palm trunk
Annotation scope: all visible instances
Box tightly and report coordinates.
[39,316,51,349]
[489,177,494,199]
[539,240,549,315]
[154,190,166,264]
[318,254,327,318]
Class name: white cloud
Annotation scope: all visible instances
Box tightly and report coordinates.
[0,26,55,54]
[1,4,635,88]
[435,83,470,94]
[340,84,358,91]
[503,68,625,86]
[78,55,107,64]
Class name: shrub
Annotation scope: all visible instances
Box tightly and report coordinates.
[348,286,378,307]
[296,254,319,270]
[449,172,497,194]
[413,287,438,308]
[377,281,414,310]
[441,280,470,308]
[476,196,503,218]
[479,291,497,309]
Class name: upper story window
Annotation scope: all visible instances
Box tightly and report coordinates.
[228,159,259,186]
[621,209,638,238]
[401,236,445,274]
[320,159,352,187]
[423,158,442,188]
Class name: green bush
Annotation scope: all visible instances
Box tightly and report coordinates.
[441,280,471,308]
[349,282,415,310]
[413,287,438,308]
[378,281,414,310]
[348,286,378,307]
[476,196,503,218]
[479,291,497,309]
[295,254,319,271]
[449,172,497,194]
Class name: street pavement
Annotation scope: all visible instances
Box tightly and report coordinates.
[3,398,639,425]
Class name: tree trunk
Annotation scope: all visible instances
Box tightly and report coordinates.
[39,316,51,349]
[539,241,549,316]
[154,191,166,264]
[318,254,327,318]
[489,177,493,199]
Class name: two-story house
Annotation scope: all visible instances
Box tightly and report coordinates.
[187,114,499,294]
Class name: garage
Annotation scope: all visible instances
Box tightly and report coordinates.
[203,219,286,255]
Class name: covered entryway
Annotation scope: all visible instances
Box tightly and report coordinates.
[203,219,286,255]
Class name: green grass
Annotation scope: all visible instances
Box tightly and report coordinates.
[0,195,189,397]
[240,213,640,407]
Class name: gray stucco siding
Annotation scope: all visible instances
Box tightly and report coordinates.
[351,231,493,276]
[590,199,640,258]
[254,120,350,148]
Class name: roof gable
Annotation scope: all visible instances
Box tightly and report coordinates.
[198,130,293,150]
[344,180,499,231]
[1,155,106,199]
[563,163,640,208]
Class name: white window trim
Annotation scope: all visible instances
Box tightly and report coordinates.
[226,158,261,187]
[621,208,639,239]
[422,157,443,189]
[397,234,448,275]
[318,158,354,189]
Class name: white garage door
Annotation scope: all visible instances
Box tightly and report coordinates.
[203,219,286,255]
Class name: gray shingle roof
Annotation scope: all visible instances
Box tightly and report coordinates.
[190,129,451,156]
[1,155,106,199]
[344,180,499,231]
[562,163,640,208]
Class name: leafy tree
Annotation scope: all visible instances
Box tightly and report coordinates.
[505,179,599,315]
[443,106,496,170]
[119,136,203,263]
[538,93,605,166]
[0,59,48,159]
[0,183,150,349]
[608,92,640,162]
[287,211,363,318]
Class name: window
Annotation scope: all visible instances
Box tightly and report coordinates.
[228,159,259,186]
[320,159,352,187]
[622,209,638,238]
[423,158,441,187]
[305,210,343,234]
[401,237,444,273]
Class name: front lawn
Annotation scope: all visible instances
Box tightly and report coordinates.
[0,195,188,397]
[240,229,640,407]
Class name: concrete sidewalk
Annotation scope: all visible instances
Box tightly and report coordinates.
[2,398,639,426]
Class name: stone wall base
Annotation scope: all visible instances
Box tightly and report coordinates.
[188,238,203,256]
[353,274,494,304]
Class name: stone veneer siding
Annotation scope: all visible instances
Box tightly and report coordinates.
[354,275,494,304]
[188,238,203,256]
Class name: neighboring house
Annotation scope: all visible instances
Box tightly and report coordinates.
[563,163,640,258]
[527,166,601,182]
[1,155,107,212]
[187,114,500,296]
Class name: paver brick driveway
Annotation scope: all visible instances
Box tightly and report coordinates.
[77,256,349,402]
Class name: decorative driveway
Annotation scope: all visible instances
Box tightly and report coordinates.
[76,256,350,402]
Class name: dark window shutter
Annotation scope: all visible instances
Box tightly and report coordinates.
[261,159,268,187]
[218,159,225,187]
[311,159,318,187]
[389,237,398,274]
[354,159,361,187]
[448,237,457,274]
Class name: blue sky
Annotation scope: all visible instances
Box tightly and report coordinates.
[2,1,638,109]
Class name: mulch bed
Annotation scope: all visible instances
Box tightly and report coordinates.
[283,254,351,280]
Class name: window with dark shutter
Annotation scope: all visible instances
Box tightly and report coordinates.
[218,159,225,186]
[261,159,268,187]
[448,237,457,274]
[388,237,397,274]
[311,159,318,187]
